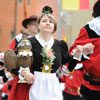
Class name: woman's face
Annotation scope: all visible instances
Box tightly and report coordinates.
[38,14,54,34]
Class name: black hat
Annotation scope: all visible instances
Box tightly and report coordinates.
[0,60,4,66]
[92,0,100,17]
[22,15,38,28]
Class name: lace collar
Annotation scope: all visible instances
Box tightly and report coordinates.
[35,34,54,48]
[88,16,100,36]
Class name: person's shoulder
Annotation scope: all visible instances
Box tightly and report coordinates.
[15,33,22,42]
[54,39,68,50]
[54,39,61,46]
[54,39,59,43]
[79,24,88,32]
[83,24,89,30]
[60,40,68,46]
[54,39,68,46]
[28,36,35,41]
[60,40,68,51]
[79,24,89,35]
[28,36,36,44]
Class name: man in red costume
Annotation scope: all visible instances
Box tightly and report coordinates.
[69,0,100,100]
[9,15,38,50]
[60,64,83,100]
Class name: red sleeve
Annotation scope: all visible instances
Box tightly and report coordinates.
[60,75,66,83]
[1,84,10,94]
[9,38,16,50]
[69,27,90,53]
[8,78,15,85]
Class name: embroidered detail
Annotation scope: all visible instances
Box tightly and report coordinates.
[41,46,55,73]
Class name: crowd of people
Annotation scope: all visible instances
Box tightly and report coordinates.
[0,0,100,100]
[0,59,14,100]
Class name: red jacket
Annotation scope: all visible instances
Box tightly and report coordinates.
[60,64,83,96]
[69,27,100,90]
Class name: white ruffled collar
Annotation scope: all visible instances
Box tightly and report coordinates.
[88,16,100,36]
[15,33,22,42]
[15,33,32,42]
[74,64,83,70]
[35,34,54,48]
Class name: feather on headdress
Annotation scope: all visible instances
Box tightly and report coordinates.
[42,6,53,14]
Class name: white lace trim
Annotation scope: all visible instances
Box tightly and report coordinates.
[15,33,23,42]
[35,34,54,48]
[88,16,100,36]
[71,45,93,61]
[74,63,83,70]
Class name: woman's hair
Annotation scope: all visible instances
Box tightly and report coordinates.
[37,6,57,33]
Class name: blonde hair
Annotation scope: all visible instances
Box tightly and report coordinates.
[37,13,57,33]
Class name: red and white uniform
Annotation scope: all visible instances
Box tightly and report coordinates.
[69,16,100,91]
[9,34,22,50]
[60,64,83,96]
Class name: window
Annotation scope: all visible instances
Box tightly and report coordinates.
[27,0,30,6]
[10,30,16,42]
[19,0,22,3]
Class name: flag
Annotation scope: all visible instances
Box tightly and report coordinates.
[63,36,68,42]
[62,0,90,10]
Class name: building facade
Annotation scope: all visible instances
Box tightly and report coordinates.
[0,0,58,51]
[0,0,96,51]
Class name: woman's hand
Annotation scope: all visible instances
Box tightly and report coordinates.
[21,70,35,84]
[82,43,95,55]
[73,43,95,60]
[75,43,95,55]
[73,48,82,59]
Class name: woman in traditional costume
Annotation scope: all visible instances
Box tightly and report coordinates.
[1,6,93,100]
